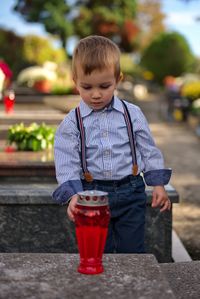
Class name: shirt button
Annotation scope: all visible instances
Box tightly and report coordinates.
[104,150,110,155]
[102,132,108,137]
[104,171,111,177]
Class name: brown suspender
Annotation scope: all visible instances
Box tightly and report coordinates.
[121,100,138,176]
[75,107,93,182]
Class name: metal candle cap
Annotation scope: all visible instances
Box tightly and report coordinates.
[4,89,15,100]
[77,190,109,206]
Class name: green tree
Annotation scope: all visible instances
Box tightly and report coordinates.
[23,35,66,66]
[0,29,67,78]
[73,0,138,52]
[0,29,25,77]
[14,0,73,51]
[13,0,138,53]
[136,0,166,50]
[140,32,195,84]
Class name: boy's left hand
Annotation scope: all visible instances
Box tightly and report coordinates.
[151,186,171,212]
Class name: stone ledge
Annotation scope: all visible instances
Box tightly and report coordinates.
[0,165,55,177]
[161,261,200,299]
[172,230,192,262]
[0,183,179,262]
[0,150,55,178]
[43,95,80,112]
[0,253,175,299]
[0,183,179,204]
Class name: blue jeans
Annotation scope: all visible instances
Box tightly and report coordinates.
[82,175,147,253]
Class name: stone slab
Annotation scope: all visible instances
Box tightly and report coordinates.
[0,183,179,204]
[0,163,55,177]
[0,183,179,262]
[172,230,192,262]
[43,95,80,112]
[0,147,55,177]
[161,261,200,299]
[0,253,175,299]
[0,112,64,126]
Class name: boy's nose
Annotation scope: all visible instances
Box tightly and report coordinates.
[92,89,101,99]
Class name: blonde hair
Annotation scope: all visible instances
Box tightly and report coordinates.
[72,35,121,80]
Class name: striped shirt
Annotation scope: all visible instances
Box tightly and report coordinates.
[53,96,171,204]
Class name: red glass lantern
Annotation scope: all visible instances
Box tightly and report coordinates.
[4,89,15,114]
[75,190,110,275]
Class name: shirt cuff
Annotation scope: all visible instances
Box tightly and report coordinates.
[52,180,83,205]
[144,169,172,186]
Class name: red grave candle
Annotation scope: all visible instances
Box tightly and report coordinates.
[4,89,15,114]
[75,190,110,275]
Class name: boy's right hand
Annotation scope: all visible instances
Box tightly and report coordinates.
[67,194,78,222]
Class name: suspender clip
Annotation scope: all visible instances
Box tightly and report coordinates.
[83,172,93,182]
[132,164,138,176]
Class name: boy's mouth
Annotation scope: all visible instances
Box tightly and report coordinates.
[91,102,102,106]
[90,102,104,110]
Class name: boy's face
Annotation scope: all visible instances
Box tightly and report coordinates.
[74,66,120,110]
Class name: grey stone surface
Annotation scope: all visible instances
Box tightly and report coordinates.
[0,183,58,204]
[161,261,200,299]
[145,206,172,262]
[0,183,179,204]
[0,183,179,262]
[0,253,175,299]
[0,203,77,253]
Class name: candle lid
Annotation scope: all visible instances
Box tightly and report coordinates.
[77,190,109,206]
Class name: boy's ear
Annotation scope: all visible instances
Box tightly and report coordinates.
[116,72,123,84]
[118,72,123,82]
[72,76,79,94]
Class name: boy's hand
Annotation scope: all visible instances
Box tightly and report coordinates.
[151,186,171,212]
[67,194,78,221]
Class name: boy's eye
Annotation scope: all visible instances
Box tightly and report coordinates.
[100,85,111,89]
[81,85,111,90]
[82,86,91,90]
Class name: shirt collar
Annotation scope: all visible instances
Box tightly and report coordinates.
[79,95,124,117]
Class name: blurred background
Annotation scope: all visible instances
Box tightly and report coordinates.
[0,0,200,99]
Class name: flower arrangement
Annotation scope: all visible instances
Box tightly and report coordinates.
[182,81,200,101]
[17,66,57,87]
[17,62,76,94]
[7,122,56,151]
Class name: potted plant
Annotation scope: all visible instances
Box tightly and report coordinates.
[33,77,52,93]
[7,122,56,151]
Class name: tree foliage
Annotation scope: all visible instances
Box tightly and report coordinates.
[136,0,166,50]
[73,0,138,51]
[0,29,66,78]
[13,0,138,52]
[141,32,195,84]
[14,0,73,50]
[0,29,25,76]
[23,35,66,66]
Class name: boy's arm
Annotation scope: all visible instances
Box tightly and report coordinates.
[129,105,172,211]
[52,180,82,205]
[67,194,79,221]
[132,105,172,186]
[151,186,171,212]
[52,112,83,205]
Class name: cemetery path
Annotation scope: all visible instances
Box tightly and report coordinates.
[134,92,200,260]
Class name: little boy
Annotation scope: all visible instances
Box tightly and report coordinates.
[52,35,172,253]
